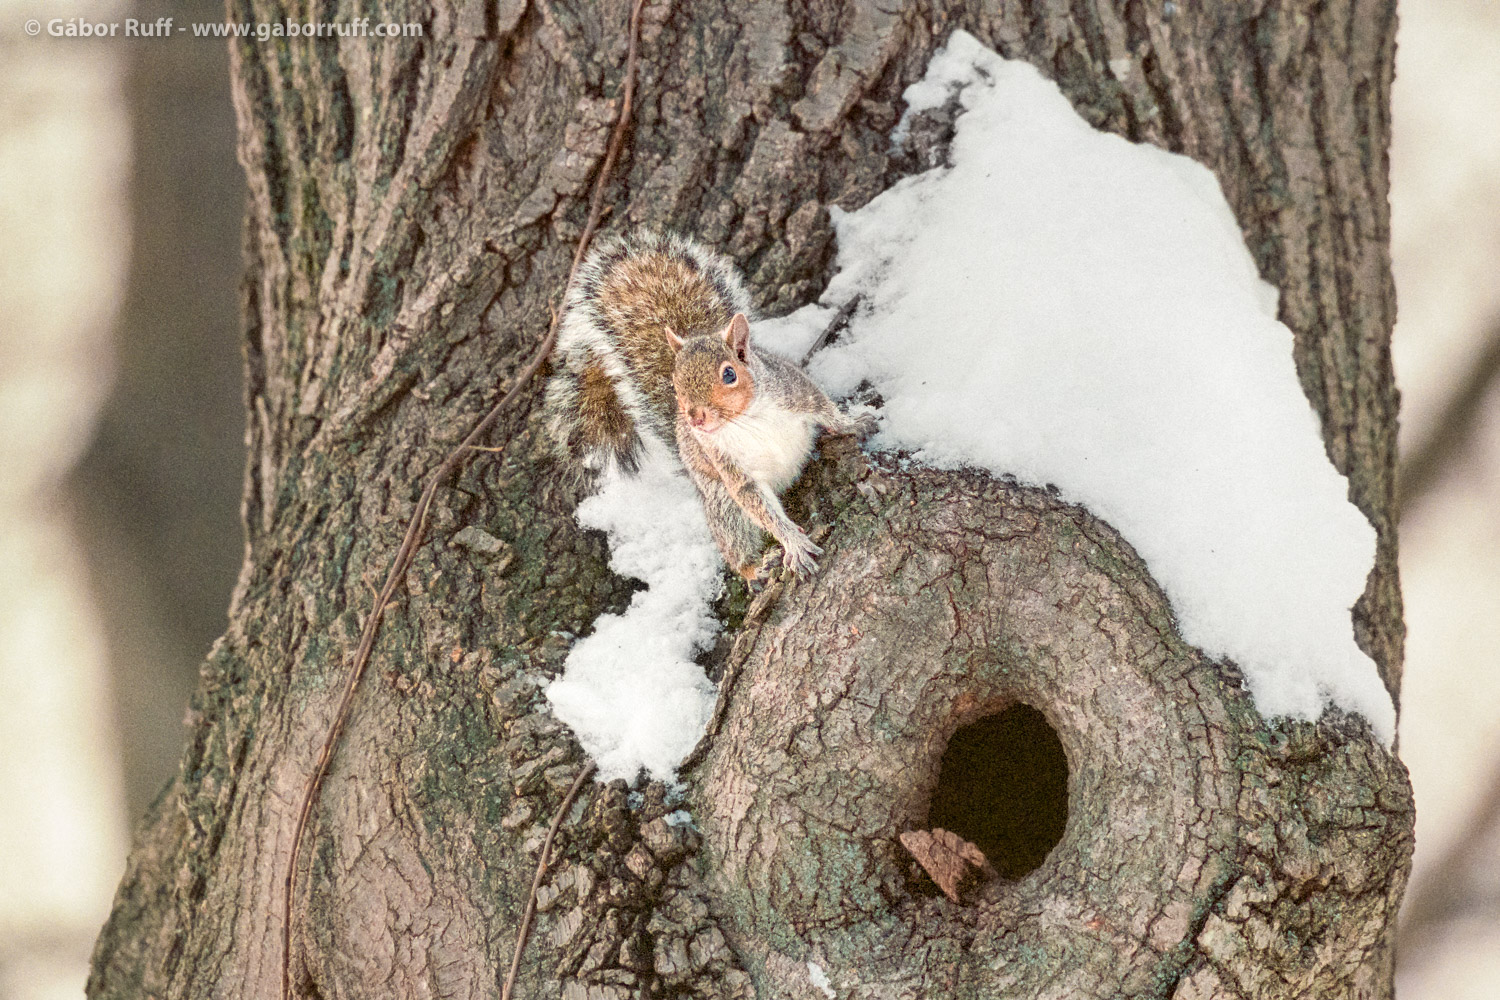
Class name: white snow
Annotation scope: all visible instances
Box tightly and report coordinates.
[544,442,722,781]
[807,961,837,999]
[768,31,1395,742]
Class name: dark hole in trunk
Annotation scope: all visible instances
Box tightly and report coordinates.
[927,704,1069,879]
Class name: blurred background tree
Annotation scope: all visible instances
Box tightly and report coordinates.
[0,0,239,994]
[69,0,243,825]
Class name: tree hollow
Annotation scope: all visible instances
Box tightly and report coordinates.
[689,459,1410,998]
[926,704,1069,881]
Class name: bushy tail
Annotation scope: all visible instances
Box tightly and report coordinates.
[542,338,645,478]
[542,230,753,480]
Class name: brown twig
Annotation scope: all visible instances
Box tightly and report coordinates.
[279,1,647,995]
[499,760,598,1000]
[800,295,862,368]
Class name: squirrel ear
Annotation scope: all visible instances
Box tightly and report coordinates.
[664,327,685,353]
[722,313,750,362]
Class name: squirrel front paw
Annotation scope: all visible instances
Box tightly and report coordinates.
[778,530,824,576]
[749,531,823,584]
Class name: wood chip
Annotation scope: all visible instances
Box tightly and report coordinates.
[899,827,996,903]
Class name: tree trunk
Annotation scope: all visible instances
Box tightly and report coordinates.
[89,1,1412,998]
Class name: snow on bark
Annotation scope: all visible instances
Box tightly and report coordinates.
[761,31,1394,743]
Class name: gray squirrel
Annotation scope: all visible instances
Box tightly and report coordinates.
[544,231,875,579]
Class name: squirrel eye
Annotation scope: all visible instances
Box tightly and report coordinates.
[721,365,737,386]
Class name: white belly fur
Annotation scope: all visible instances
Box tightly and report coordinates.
[708,397,818,494]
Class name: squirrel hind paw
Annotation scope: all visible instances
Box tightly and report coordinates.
[847,413,880,440]
[742,548,782,586]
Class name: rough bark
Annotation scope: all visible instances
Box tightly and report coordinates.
[89,1,1412,998]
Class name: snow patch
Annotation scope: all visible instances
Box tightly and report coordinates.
[544,442,721,782]
[792,31,1394,742]
[807,961,836,999]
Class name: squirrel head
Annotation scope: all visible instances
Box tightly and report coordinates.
[666,313,756,434]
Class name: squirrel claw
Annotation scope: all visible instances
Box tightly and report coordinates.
[780,534,823,576]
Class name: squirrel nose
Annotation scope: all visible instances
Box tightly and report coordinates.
[689,407,707,428]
